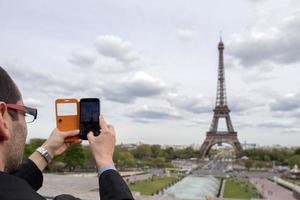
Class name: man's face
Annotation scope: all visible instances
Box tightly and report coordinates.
[4,100,28,173]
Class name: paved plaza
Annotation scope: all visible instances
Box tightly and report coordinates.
[250,178,297,200]
[39,173,100,200]
[38,173,175,200]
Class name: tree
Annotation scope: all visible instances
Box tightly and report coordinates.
[23,138,46,159]
[255,161,264,169]
[123,152,135,167]
[114,150,135,169]
[82,145,95,170]
[165,147,175,160]
[63,144,85,171]
[49,161,66,172]
[151,145,164,158]
[152,157,167,168]
[244,148,293,166]
[288,155,300,168]
[294,147,300,156]
[244,159,253,171]
[132,144,152,159]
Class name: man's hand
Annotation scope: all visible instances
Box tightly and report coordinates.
[87,115,116,168]
[29,129,81,172]
[42,129,81,158]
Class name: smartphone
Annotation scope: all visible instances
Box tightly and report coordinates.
[79,98,100,140]
[55,99,80,142]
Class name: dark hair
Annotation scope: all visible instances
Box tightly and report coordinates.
[0,67,22,120]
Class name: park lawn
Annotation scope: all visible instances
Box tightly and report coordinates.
[223,178,258,199]
[129,176,178,196]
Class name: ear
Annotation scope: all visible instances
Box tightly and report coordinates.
[0,102,10,141]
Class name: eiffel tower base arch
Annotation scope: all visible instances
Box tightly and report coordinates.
[199,132,243,159]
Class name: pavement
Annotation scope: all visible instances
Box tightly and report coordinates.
[39,173,158,200]
[250,178,297,200]
[39,173,100,200]
[123,173,152,183]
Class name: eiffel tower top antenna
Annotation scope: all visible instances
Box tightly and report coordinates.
[216,33,227,107]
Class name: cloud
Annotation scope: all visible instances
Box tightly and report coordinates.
[185,119,208,127]
[235,121,255,129]
[5,63,87,97]
[176,29,196,41]
[247,0,268,3]
[94,56,138,74]
[69,36,141,73]
[69,51,97,67]
[127,105,182,122]
[229,95,263,113]
[270,93,300,112]
[290,111,300,118]
[241,69,276,83]
[281,127,300,134]
[24,97,43,108]
[256,120,293,129]
[95,35,140,65]
[102,71,169,103]
[227,11,300,68]
[5,62,171,107]
[166,93,212,114]
[165,93,260,115]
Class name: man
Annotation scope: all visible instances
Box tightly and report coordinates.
[0,67,134,200]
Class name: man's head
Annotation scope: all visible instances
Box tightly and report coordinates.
[0,67,27,173]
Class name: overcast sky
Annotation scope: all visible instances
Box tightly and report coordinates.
[1,0,300,146]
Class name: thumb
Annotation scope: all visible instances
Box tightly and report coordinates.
[100,115,107,130]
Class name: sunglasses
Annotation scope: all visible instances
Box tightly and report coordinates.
[6,104,37,123]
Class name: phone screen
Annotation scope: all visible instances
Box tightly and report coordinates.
[79,98,100,140]
[80,101,99,123]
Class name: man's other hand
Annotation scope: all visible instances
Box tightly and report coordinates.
[42,129,81,158]
[87,115,115,168]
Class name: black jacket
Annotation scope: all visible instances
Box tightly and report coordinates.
[0,159,134,200]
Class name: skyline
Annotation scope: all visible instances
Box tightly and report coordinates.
[0,0,300,146]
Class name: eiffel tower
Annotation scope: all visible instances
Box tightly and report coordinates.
[199,38,243,158]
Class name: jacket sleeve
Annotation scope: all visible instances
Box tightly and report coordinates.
[99,170,134,200]
[53,194,81,200]
[11,159,43,191]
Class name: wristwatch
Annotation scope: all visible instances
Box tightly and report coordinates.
[36,147,52,163]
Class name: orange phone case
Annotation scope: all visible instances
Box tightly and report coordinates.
[55,99,80,143]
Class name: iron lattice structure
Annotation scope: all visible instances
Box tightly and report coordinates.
[199,39,243,158]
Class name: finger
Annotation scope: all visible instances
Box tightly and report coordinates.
[65,137,82,144]
[71,139,82,144]
[61,129,80,137]
[65,143,71,148]
[87,131,95,141]
[100,115,108,130]
[59,144,69,153]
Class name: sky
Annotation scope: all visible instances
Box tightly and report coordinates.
[1,0,300,146]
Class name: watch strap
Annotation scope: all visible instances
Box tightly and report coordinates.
[36,146,52,163]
